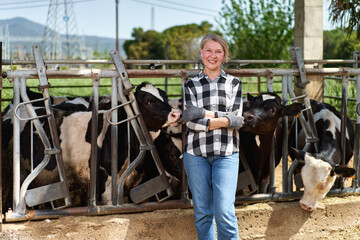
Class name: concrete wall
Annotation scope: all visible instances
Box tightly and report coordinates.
[294,0,324,101]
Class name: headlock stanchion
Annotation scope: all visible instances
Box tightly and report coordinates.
[289,47,319,153]
[109,50,173,205]
[6,45,71,221]
[288,47,321,190]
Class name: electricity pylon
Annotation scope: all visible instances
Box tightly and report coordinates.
[42,0,82,60]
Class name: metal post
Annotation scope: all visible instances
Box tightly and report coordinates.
[164,43,169,94]
[353,51,360,188]
[12,77,20,212]
[111,76,118,205]
[281,75,289,193]
[89,72,100,210]
[354,74,360,188]
[267,71,276,194]
[115,0,119,52]
[339,71,349,188]
[0,41,2,232]
[180,76,190,203]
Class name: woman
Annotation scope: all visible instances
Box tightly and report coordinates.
[180,33,243,240]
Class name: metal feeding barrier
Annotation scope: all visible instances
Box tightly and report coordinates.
[6,45,71,221]
[88,50,173,210]
[2,45,360,222]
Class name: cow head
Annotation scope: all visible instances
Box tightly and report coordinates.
[135,82,181,131]
[242,92,303,135]
[290,147,355,211]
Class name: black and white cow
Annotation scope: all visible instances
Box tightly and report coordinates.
[89,82,182,203]
[289,147,355,211]
[240,92,303,192]
[288,100,356,211]
[2,82,181,211]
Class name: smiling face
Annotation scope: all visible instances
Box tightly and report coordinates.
[200,40,225,74]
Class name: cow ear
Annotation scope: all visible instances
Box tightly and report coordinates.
[289,147,305,161]
[333,165,356,178]
[283,103,304,117]
[247,93,254,102]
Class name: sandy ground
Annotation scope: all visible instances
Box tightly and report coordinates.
[1,159,360,240]
[2,195,360,240]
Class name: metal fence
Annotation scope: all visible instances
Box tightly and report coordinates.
[2,51,360,222]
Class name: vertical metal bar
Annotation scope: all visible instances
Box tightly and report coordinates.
[89,74,100,210]
[354,74,360,188]
[115,0,119,52]
[267,73,276,194]
[31,122,34,171]
[339,72,349,189]
[180,76,189,203]
[111,76,118,205]
[286,75,296,192]
[281,75,289,193]
[164,43,169,94]
[269,137,276,194]
[0,41,2,232]
[352,51,360,188]
[12,77,20,212]
[266,72,273,92]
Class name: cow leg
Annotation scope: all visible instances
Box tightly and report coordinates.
[258,176,270,193]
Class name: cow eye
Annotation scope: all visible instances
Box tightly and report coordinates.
[269,107,276,113]
[145,100,152,105]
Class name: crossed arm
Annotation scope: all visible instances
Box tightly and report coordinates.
[204,110,229,130]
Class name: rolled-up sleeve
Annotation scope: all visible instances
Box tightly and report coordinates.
[186,118,210,132]
[183,82,209,132]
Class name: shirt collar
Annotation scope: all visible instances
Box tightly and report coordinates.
[198,69,227,80]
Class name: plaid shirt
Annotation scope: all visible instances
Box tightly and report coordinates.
[183,69,242,157]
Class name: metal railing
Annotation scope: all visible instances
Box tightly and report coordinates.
[2,54,360,222]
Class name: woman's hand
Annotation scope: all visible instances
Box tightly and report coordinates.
[179,105,205,123]
[225,112,244,130]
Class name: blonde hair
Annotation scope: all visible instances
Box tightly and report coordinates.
[200,33,229,63]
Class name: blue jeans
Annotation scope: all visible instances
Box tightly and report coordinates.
[183,152,239,240]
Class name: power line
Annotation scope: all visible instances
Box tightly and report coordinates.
[132,0,218,18]
[0,0,96,11]
[0,0,49,6]
[152,0,218,13]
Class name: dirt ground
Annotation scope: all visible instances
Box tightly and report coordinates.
[1,159,360,240]
[2,195,360,240]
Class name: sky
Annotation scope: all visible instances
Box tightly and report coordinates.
[0,0,336,40]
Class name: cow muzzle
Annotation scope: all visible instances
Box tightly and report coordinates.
[243,112,256,128]
[300,202,314,211]
[169,109,181,126]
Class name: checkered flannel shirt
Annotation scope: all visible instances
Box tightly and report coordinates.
[183,69,242,157]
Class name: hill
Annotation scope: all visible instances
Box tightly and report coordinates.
[0,17,126,58]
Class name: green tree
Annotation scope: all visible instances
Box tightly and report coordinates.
[329,0,360,39]
[123,28,165,60]
[163,21,218,61]
[219,0,294,66]
[123,22,219,68]
[324,29,360,60]
[324,29,345,59]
